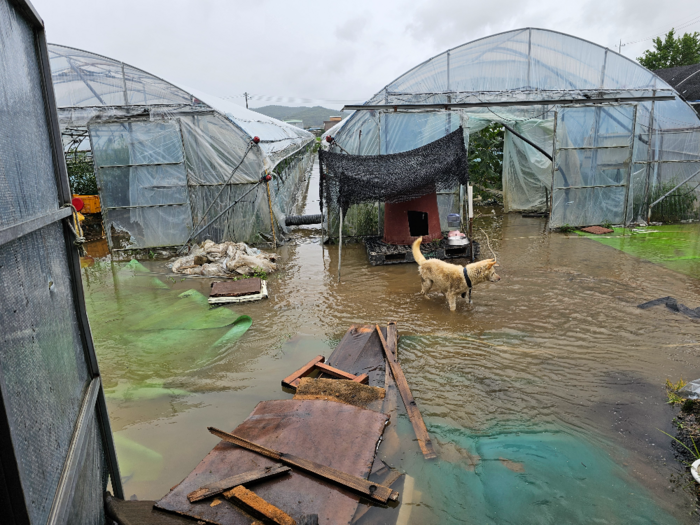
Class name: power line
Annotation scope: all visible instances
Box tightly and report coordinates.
[621,13,700,47]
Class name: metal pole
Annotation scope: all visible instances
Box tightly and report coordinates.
[468,184,474,262]
[266,179,277,249]
[338,208,343,282]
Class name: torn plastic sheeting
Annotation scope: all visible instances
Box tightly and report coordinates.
[171,240,277,277]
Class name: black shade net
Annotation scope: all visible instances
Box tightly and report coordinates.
[319,126,469,214]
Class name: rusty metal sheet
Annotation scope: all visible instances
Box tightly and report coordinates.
[324,325,387,387]
[156,399,388,524]
[210,278,262,297]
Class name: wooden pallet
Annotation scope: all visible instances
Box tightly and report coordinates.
[364,236,480,266]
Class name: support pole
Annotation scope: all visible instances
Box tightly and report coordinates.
[467,184,474,262]
[338,208,343,282]
[266,179,277,249]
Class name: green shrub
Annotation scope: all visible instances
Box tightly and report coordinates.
[66,151,97,195]
[648,180,699,223]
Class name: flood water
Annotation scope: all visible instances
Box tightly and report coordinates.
[82,169,700,524]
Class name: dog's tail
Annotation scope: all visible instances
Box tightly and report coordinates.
[412,237,426,265]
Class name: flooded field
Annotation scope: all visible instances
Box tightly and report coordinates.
[81,181,700,523]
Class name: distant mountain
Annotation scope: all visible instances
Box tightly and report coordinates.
[251,105,351,129]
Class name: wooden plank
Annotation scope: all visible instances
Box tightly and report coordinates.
[324,325,386,388]
[224,486,296,525]
[156,399,390,524]
[188,465,291,503]
[351,467,404,524]
[385,322,398,360]
[282,355,325,389]
[208,427,399,504]
[314,362,369,384]
[376,325,437,460]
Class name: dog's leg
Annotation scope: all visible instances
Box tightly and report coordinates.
[421,278,433,295]
[447,293,457,311]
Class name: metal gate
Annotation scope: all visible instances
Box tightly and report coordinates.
[88,119,193,251]
[550,104,637,228]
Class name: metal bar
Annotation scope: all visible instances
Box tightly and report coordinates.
[554,184,626,190]
[0,208,72,247]
[633,159,700,164]
[557,145,630,150]
[47,377,101,525]
[98,161,182,169]
[622,105,638,225]
[186,181,262,242]
[105,203,188,210]
[342,95,675,111]
[649,168,700,208]
[96,384,123,499]
[501,123,553,161]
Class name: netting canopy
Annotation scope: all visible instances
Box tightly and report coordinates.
[48,45,314,248]
[320,127,468,213]
[328,28,700,231]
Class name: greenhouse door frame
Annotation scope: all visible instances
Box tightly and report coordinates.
[549,103,638,229]
[88,118,194,251]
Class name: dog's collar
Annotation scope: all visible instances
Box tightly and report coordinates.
[463,267,472,289]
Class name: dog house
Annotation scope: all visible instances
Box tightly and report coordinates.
[383,193,443,245]
[325,28,700,234]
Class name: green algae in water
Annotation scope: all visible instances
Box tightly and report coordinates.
[396,424,679,525]
[82,261,252,397]
[578,224,700,279]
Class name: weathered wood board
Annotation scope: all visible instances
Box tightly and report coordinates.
[324,325,387,388]
[156,399,388,524]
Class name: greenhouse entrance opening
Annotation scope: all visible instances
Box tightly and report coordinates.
[550,104,638,228]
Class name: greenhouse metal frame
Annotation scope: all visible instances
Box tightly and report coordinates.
[326,28,700,234]
[49,45,315,250]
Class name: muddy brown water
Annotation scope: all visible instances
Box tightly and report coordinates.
[83,175,700,523]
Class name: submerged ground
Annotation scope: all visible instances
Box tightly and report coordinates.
[82,174,700,524]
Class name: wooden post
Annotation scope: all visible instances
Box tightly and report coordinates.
[208,427,399,503]
[375,325,437,460]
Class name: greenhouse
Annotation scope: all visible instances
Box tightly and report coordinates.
[325,28,700,235]
[48,44,315,251]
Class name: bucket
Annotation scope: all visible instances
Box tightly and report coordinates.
[447,213,461,228]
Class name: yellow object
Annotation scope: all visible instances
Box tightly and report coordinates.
[73,194,101,214]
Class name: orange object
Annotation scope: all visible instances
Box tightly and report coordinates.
[72,194,101,214]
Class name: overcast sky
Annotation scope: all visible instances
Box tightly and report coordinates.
[32,0,700,110]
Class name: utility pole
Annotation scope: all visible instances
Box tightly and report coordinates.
[619,39,622,53]
[243,92,249,109]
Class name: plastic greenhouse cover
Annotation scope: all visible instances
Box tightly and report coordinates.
[48,44,313,171]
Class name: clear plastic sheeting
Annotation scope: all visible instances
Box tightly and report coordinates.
[90,120,193,249]
[49,44,314,247]
[49,45,192,108]
[551,105,636,228]
[328,28,700,231]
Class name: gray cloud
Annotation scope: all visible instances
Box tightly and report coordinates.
[32,0,700,109]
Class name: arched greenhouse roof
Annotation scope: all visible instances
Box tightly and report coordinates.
[333,28,700,155]
[48,44,313,167]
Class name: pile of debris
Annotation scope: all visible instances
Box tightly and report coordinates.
[170,240,277,278]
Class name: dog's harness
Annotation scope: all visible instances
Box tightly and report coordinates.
[463,267,472,301]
